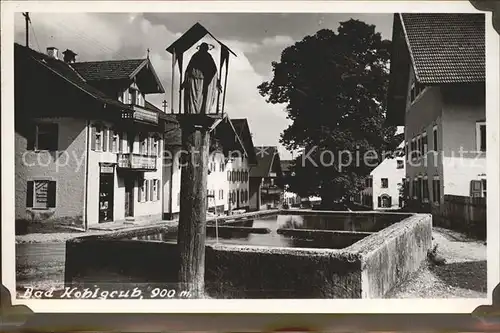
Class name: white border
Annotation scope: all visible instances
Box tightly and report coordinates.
[2,1,499,314]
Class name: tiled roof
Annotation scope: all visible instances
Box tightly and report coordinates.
[401,13,485,84]
[250,146,282,178]
[230,119,257,165]
[72,59,147,81]
[15,43,127,110]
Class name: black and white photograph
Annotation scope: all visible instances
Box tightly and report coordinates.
[2,0,499,313]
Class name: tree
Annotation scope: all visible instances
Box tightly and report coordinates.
[258,19,399,208]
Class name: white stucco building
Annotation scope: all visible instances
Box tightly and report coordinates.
[387,13,486,210]
[15,43,171,229]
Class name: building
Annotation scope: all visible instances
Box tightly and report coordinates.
[354,128,405,210]
[386,13,486,210]
[15,43,171,229]
[249,146,283,210]
[280,160,301,207]
[162,117,257,219]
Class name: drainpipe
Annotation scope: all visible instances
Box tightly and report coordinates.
[84,118,90,231]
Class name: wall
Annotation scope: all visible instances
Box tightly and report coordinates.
[15,117,87,226]
[86,123,163,225]
[371,157,405,210]
[432,195,486,239]
[441,84,486,197]
[347,213,433,298]
[65,211,431,299]
[207,151,229,211]
[226,156,250,210]
[404,67,444,207]
[248,177,262,211]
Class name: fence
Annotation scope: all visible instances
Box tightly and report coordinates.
[431,195,486,239]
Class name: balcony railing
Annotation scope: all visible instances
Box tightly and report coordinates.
[122,105,159,125]
[117,153,157,171]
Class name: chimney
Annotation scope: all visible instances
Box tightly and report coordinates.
[46,47,59,60]
[63,49,77,63]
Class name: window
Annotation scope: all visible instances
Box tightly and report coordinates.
[111,130,119,153]
[140,134,148,155]
[413,178,418,199]
[416,136,422,157]
[482,179,487,198]
[410,138,417,160]
[26,180,56,209]
[410,81,425,103]
[151,179,159,201]
[227,170,231,181]
[365,177,373,188]
[432,177,441,204]
[381,178,388,188]
[433,126,438,152]
[476,122,486,152]
[422,133,428,155]
[410,83,415,103]
[396,159,404,169]
[417,177,423,201]
[231,171,236,183]
[129,87,138,105]
[152,136,160,156]
[219,189,224,200]
[139,179,147,202]
[93,125,104,151]
[28,123,58,151]
[422,177,429,202]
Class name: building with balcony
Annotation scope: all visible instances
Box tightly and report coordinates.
[386,13,486,211]
[162,117,257,219]
[14,43,172,229]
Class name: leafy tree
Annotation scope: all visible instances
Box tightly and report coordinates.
[258,19,399,208]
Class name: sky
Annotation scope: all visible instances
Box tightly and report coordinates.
[14,13,393,159]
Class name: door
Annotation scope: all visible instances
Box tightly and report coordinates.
[99,172,114,223]
[125,178,134,217]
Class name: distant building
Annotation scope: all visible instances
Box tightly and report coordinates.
[387,13,486,210]
[354,128,406,210]
[280,160,301,207]
[15,43,170,229]
[249,146,283,210]
[162,117,257,219]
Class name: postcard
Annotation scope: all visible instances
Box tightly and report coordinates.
[1,0,499,314]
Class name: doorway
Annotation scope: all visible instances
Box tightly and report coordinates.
[125,177,134,218]
[98,171,114,223]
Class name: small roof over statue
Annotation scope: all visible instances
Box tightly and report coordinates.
[166,22,237,117]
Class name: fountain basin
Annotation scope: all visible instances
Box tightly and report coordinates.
[65,211,432,298]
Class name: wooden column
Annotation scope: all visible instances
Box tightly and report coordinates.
[177,115,212,298]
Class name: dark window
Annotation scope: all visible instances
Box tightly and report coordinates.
[396,160,404,169]
[423,178,429,201]
[478,123,486,152]
[26,180,56,209]
[433,127,438,151]
[28,123,58,151]
[381,178,388,188]
[422,134,428,155]
[433,179,441,203]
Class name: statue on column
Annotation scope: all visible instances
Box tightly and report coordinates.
[181,42,222,114]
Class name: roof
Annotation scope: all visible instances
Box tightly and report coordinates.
[230,119,257,165]
[166,22,236,57]
[400,13,485,84]
[15,43,127,111]
[250,146,283,178]
[72,58,165,94]
[146,101,178,123]
[386,13,485,126]
[72,59,146,81]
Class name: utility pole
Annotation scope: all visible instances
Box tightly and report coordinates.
[22,12,30,47]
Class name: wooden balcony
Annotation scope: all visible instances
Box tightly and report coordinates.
[117,153,157,171]
[122,105,159,125]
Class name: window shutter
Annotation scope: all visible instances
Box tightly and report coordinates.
[470,180,482,197]
[26,181,34,208]
[138,182,143,202]
[103,128,108,152]
[91,125,96,151]
[48,181,56,208]
[109,129,114,152]
[145,180,149,201]
[51,124,59,151]
[150,179,154,201]
[377,196,381,208]
[388,196,392,207]
[157,180,161,201]
[118,132,123,153]
[26,123,36,150]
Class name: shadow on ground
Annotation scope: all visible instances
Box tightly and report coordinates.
[431,260,487,293]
